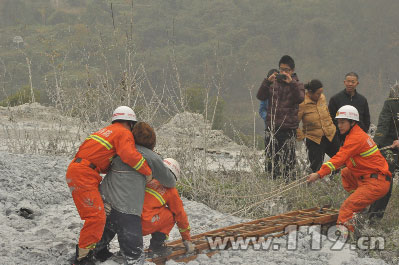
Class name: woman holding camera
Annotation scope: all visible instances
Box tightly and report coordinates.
[297,79,340,172]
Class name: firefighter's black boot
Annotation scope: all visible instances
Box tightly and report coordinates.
[72,245,95,265]
[93,246,113,262]
[147,232,172,258]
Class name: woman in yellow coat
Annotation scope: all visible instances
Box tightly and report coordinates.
[297,79,340,171]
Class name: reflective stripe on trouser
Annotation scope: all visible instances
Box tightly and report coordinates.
[142,207,175,237]
[66,164,106,249]
[338,172,390,232]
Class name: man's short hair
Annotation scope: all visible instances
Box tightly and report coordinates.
[345,72,359,80]
[279,55,295,70]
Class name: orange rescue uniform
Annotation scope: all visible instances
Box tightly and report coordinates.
[66,122,152,249]
[317,124,391,231]
[142,179,191,241]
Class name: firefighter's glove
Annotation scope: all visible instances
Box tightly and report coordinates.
[146,174,153,183]
[183,240,195,253]
[104,202,112,216]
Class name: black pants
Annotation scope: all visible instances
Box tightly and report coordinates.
[94,208,143,264]
[265,128,296,179]
[368,150,397,220]
[305,134,340,172]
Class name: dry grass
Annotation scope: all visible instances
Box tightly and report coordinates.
[354,180,399,264]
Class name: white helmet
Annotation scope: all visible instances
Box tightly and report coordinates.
[335,105,359,121]
[163,158,181,180]
[112,106,137,122]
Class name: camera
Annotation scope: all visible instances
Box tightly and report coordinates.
[275,73,287,82]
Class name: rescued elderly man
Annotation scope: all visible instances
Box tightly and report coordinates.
[93,122,176,265]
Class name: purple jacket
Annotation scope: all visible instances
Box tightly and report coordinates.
[256,74,305,130]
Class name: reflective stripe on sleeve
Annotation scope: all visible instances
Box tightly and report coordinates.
[324,162,336,172]
[145,188,166,206]
[360,145,378,157]
[86,135,113,150]
[133,157,146,170]
[179,225,191,233]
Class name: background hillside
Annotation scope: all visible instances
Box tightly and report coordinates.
[1,0,398,136]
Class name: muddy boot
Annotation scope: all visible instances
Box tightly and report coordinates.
[72,245,95,265]
[93,246,113,262]
[147,232,172,258]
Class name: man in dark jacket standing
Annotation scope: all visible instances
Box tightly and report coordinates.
[328,72,371,134]
[368,83,399,221]
[256,55,305,180]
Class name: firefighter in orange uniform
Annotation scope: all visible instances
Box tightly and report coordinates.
[142,158,195,257]
[307,105,391,235]
[66,106,152,265]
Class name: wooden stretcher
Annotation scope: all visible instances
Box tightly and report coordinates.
[147,206,339,264]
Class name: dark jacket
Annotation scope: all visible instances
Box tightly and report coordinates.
[328,89,370,133]
[374,97,399,148]
[256,74,305,130]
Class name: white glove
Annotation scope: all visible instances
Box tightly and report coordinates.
[146,174,153,183]
[183,240,195,253]
[104,202,112,216]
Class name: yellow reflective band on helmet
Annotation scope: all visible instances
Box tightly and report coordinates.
[360,145,378,157]
[133,157,145,170]
[145,188,166,205]
[86,135,113,150]
[324,162,336,172]
[179,225,191,233]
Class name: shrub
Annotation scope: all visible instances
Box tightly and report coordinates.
[0,85,40,107]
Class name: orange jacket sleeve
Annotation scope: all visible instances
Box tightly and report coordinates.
[167,188,191,241]
[317,136,362,178]
[114,128,152,176]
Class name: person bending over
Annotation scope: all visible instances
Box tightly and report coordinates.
[307,105,391,237]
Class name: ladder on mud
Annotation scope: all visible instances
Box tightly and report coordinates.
[147,206,339,264]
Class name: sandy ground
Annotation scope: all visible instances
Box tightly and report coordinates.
[0,103,389,264]
[0,151,387,265]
